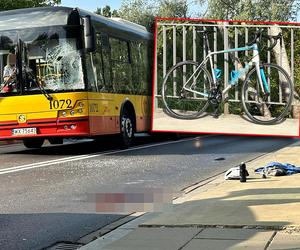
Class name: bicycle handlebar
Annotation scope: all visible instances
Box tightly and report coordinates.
[246,30,262,46]
[247,29,282,51]
[265,33,282,51]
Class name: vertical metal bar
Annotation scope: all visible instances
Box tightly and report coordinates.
[203,26,207,61]
[193,25,197,62]
[234,27,238,100]
[279,29,283,103]
[224,23,229,114]
[163,25,167,77]
[214,26,217,68]
[267,27,271,102]
[244,27,249,109]
[245,27,249,56]
[203,26,207,92]
[193,25,197,98]
[173,25,177,96]
[183,25,187,85]
[154,23,159,109]
[291,28,294,85]
[280,34,283,67]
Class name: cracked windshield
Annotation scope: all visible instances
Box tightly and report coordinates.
[0,26,84,95]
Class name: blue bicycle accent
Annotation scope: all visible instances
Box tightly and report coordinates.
[230,71,239,85]
[229,64,250,85]
[214,68,222,79]
[260,67,270,93]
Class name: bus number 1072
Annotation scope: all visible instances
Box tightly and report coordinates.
[49,99,73,110]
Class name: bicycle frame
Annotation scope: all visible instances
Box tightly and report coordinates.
[182,43,269,98]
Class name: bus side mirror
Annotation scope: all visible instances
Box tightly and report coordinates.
[83,15,95,52]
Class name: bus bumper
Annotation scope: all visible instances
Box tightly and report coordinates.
[0,117,90,140]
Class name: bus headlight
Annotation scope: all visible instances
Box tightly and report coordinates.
[78,102,84,108]
[70,110,75,116]
[61,111,67,117]
[78,108,83,114]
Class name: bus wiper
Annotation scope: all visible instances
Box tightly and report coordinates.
[27,69,53,101]
[36,81,53,101]
[21,40,53,101]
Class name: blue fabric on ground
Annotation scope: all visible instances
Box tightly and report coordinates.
[255,162,300,175]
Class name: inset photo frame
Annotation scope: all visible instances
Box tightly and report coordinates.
[151,18,300,137]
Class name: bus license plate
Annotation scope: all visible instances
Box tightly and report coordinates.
[12,128,37,136]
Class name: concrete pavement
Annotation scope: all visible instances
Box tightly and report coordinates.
[81,139,300,250]
[152,109,300,136]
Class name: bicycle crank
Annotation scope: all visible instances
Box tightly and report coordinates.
[208,87,222,118]
[208,87,222,106]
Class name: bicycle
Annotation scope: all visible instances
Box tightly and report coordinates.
[161,29,293,125]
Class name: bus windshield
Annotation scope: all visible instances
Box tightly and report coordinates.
[0,25,84,95]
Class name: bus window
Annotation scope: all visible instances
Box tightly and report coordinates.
[131,41,141,94]
[28,35,84,92]
[131,41,149,95]
[84,52,97,92]
[89,33,105,92]
[109,37,133,94]
[0,34,17,94]
[140,41,149,95]
[97,33,112,92]
[0,26,85,95]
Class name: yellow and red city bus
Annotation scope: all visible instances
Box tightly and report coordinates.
[0,7,153,148]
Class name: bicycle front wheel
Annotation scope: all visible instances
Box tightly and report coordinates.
[241,63,293,125]
[162,61,212,119]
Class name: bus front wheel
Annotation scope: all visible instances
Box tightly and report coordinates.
[120,110,134,148]
[23,138,45,149]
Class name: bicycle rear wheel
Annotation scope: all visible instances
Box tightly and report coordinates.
[162,61,212,119]
[241,63,293,125]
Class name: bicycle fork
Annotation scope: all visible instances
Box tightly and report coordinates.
[253,45,270,95]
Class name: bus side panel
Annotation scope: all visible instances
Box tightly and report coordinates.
[135,95,151,133]
[87,92,151,136]
[88,92,119,136]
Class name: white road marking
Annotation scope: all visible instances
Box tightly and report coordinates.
[0,136,207,175]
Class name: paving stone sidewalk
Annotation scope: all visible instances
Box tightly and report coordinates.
[81,140,300,250]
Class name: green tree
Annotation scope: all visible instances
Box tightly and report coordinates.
[112,9,119,17]
[206,0,299,21]
[95,7,102,15]
[95,5,119,17]
[118,0,156,29]
[102,5,112,17]
[158,0,189,18]
[118,0,192,30]
[0,0,61,11]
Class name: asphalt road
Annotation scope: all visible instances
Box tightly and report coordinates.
[0,135,296,250]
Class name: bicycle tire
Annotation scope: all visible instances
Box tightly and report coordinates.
[162,60,212,119]
[241,63,293,125]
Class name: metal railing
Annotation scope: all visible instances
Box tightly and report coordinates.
[154,20,300,114]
